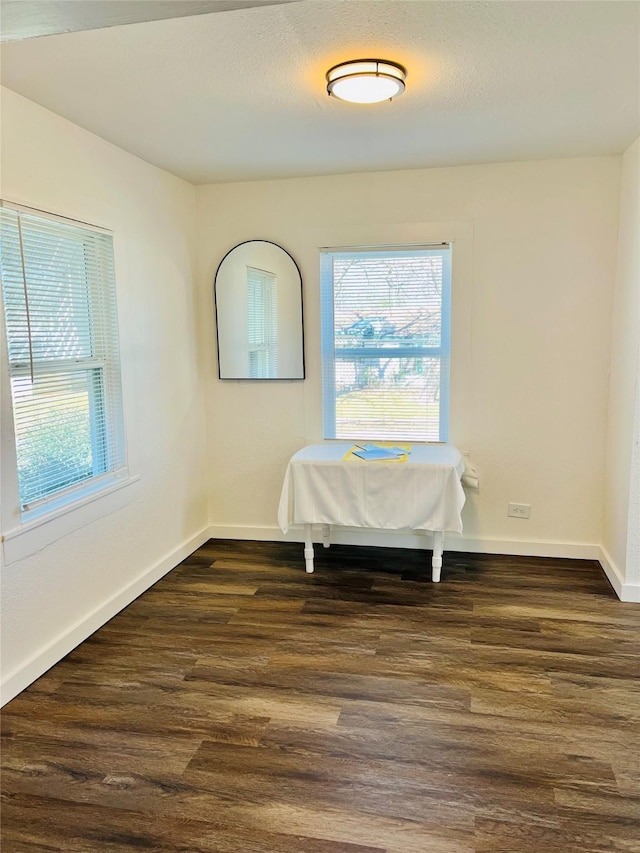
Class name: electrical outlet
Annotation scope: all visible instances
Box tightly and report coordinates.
[508,502,531,519]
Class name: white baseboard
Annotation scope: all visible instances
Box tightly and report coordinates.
[207,523,601,561]
[0,526,211,707]
[599,546,640,603]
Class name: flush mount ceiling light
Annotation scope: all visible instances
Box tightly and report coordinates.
[326,59,407,104]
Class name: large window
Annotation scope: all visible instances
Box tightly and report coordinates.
[320,244,451,441]
[0,203,126,516]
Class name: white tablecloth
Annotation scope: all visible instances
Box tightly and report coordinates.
[278,443,465,535]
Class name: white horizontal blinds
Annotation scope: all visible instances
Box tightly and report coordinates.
[0,204,126,509]
[10,371,102,504]
[320,245,451,441]
[247,265,277,378]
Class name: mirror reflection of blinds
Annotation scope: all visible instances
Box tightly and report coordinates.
[247,265,277,378]
[320,245,451,441]
[0,203,126,510]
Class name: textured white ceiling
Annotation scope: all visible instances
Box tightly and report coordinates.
[0,1,300,42]
[1,0,638,184]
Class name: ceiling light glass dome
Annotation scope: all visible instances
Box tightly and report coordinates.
[326,59,407,104]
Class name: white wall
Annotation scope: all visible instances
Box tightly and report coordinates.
[603,137,640,600]
[0,89,209,702]
[197,157,621,557]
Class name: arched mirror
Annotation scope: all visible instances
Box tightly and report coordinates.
[214,240,305,380]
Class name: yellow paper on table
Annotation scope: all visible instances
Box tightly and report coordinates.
[343,442,412,463]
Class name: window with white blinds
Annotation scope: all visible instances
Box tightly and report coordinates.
[247,265,278,379]
[320,245,451,441]
[0,203,126,514]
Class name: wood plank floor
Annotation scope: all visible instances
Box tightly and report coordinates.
[2,540,639,852]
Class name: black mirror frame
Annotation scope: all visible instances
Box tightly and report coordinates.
[213,240,305,381]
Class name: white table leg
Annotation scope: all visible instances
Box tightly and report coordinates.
[321,524,331,548]
[432,530,444,582]
[304,523,315,573]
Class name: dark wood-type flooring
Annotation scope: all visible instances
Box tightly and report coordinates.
[2,540,640,852]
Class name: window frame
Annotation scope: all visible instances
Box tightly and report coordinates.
[0,200,131,536]
[320,243,452,443]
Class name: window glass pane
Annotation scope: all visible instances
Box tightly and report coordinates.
[11,369,105,506]
[2,224,94,364]
[335,356,441,441]
[334,254,443,351]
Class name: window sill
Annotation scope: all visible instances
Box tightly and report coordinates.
[1,474,140,565]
